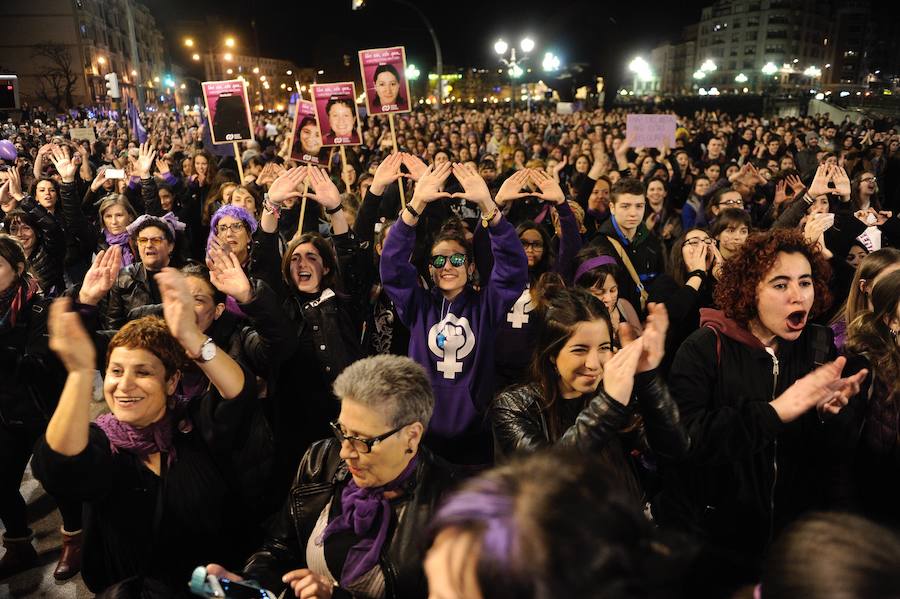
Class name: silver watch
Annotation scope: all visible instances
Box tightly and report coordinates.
[194,337,216,363]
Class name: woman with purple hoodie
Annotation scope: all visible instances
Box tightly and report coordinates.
[380,161,528,464]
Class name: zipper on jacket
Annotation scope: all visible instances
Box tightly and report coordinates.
[765,347,779,542]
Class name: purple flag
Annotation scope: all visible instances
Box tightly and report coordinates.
[127,98,148,144]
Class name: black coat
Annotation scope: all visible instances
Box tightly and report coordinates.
[17,196,66,296]
[595,218,666,313]
[104,262,161,330]
[0,289,66,427]
[655,322,853,582]
[242,439,460,599]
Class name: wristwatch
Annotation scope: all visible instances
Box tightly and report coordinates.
[193,337,216,363]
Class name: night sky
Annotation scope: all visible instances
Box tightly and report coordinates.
[145,0,709,91]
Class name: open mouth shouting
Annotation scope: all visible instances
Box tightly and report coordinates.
[785,310,808,332]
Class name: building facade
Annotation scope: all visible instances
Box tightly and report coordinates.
[0,0,167,110]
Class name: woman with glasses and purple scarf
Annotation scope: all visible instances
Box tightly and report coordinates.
[207,355,459,599]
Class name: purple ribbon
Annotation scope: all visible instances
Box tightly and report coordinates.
[126,211,186,238]
[574,255,618,283]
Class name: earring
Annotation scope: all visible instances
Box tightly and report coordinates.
[405,448,413,454]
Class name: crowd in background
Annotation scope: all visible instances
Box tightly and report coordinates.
[1,99,900,598]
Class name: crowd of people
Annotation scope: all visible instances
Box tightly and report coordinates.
[1,97,900,598]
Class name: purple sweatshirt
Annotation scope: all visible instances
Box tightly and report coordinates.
[380,216,528,439]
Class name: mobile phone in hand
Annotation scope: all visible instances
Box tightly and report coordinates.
[105,168,125,179]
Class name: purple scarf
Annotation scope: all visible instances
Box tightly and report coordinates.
[319,456,419,585]
[104,229,134,266]
[94,396,191,466]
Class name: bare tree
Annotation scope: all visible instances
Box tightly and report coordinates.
[31,42,79,112]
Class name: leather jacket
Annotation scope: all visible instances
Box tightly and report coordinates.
[242,439,460,599]
[104,262,159,330]
[491,371,689,501]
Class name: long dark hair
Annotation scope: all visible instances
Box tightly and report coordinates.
[529,273,613,440]
[669,227,711,286]
[846,269,900,394]
[0,233,27,291]
[516,221,552,281]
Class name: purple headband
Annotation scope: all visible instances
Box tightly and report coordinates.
[431,482,517,565]
[574,255,618,283]
[207,204,258,254]
[126,212,186,238]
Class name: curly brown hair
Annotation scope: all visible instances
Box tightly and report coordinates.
[714,229,832,325]
[106,316,187,379]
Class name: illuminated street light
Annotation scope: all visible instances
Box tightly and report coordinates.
[97,56,106,65]
[406,63,421,80]
[130,70,137,76]
[224,37,235,48]
[700,59,717,72]
[520,37,535,53]
[803,66,822,78]
[184,38,194,47]
[762,62,778,75]
[628,57,653,81]
[693,70,706,80]
[153,76,160,83]
[253,67,260,74]
[494,39,508,55]
[223,53,233,61]
[286,69,292,75]
[542,52,561,72]
[735,72,749,83]
[509,63,524,78]
[226,68,233,75]
[192,53,200,61]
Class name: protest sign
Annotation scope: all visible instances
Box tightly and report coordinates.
[202,79,253,144]
[311,82,361,146]
[289,99,321,164]
[625,114,677,148]
[358,46,411,114]
[70,127,96,143]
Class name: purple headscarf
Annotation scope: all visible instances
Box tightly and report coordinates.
[206,204,257,258]
[318,455,419,585]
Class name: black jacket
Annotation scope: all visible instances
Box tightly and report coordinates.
[0,289,66,427]
[595,218,665,312]
[655,311,852,579]
[104,262,161,330]
[491,371,688,502]
[242,439,460,599]
[17,196,66,296]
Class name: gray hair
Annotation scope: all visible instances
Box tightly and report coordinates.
[332,355,434,430]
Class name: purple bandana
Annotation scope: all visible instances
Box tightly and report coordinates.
[318,455,419,585]
[94,396,191,466]
[104,229,134,266]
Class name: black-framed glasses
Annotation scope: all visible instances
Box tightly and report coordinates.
[682,237,714,247]
[216,222,246,235]
[521,240,544,250]
[430,253,466,269]
[330,420,407,454]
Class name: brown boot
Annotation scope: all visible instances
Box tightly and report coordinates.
[53,528,83,581]
[0,532,38,579]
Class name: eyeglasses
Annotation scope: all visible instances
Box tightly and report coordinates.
[430,253,466,268]
[861,176,877,183]
[719,199,744,207]
[682,237,714,247]
[330,420,408,454]
[136,236,166,247]
[7,224,32,235]
[216,222,246,235]
[521,240,544,250]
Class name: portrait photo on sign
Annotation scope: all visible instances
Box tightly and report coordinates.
[311,82,362,147]
[289,99,321,164]
[358,46,411,114]
[201,79,253,144]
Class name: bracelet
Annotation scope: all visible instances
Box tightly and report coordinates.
[481,206,499,228]
[802,192,814,205]
[263,196,281,217]
[325,203,343,215]
[686,269,708,282]
[404,203,420,218]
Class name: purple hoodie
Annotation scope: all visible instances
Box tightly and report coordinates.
[380,216,528,440]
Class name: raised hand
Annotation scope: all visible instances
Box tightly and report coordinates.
[550,155,567,181]
[773,179,788,206]
[682,239,709,273]
[90,167,109,192]
[451,162,492,209]
[785,173,806,197]
[630,302,668,373]
[401,152,428,182]
[807,164,832,197]
[370,152,404,195]
[207,247,252,304]
[832,166,851,198]
[155,156,170,176]
[770,357,867,423]
[6,166,23,201]
[306,166,342,210]
[0,181,12,209]
[135,141,156,179]
[78,246,123,306]
[410,162,453,205]
[803,212,833,245]
[494,169,532,206]
[267,166,308,206]
[530,169,566,204]
[48,144,77,183]
[48,297,96,373]
[601,335,643,405]
[155,268,203,348]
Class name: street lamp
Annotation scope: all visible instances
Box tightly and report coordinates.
[693,70,706,80]
[700,59,717,73]
[520,37,535,53]
[735,73,748,83]
[406,63,421,80]
[223,53,233,62]
[494,39,508,55]
[495,37,535,103]
[192,53,200,61]
[629,56,653,93]
[184,38,194,48]
[542,52,561,72]
[803,66,821,78]
[224,37,235,48]
[762,62,778,75]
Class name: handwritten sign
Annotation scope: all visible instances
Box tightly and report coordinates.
[626,114,676,148]
[69,127,96,143]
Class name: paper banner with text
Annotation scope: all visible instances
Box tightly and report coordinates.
[69,127,96,143]
[625,114,677,148]
[358,46,411,115]
[311,82,362,146]
[201,79,254,145]
[289,99,321,164]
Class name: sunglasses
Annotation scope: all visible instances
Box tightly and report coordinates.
[430,253,466,268]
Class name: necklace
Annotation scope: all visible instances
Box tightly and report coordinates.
[436,297,453,349]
